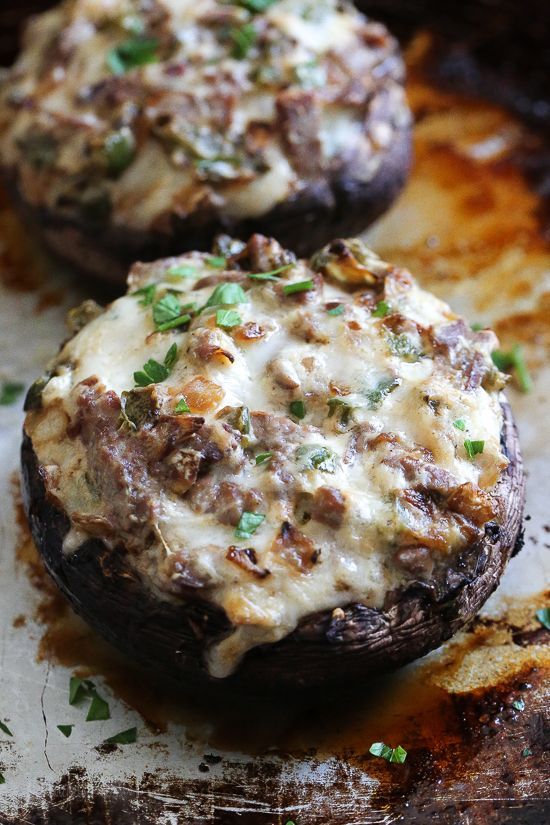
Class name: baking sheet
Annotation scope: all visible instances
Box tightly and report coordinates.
[0,37,549,825]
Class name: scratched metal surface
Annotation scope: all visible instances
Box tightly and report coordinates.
[1,8,550,825]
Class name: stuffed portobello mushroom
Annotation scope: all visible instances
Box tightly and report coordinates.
[0,0,411,283]
[21,235,525,692]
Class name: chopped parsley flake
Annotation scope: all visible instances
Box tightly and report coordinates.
[512,699,525,712]
[216,309,242,329]
[104,127,135,176]
[0,382,25,406]
[464,439,485,459]
[0,720,13,737]
[327,397,352,426]
[0,773,5,784]
[107,36,159,75]
[166,264,198,279]
[372,300,392,318]
[388,333,421,362]
[255,452,272,465]
[206,256,226,269]
[236,406,251,435]
[235,511,265,539]
[369,742,407,764]
[535,607,550,630]
[283,279,314,295]
[327,304,344,316]
[522,747,533,757]
[248,263,293,281]
[104,727,138,745]
[132,284,156,306]
[236,0,278,12]
[86,695,110,722]
[492,345,533,393]
[453,419,466,431]
[68,677,110,722]
[57,725,73,738]
[296,444,337,473]
[230,23,257,58]
[134,343,178,387]
[471,322,485,332]
[289,399,306,419]
[365,377,400,410]
[152,294,182,326]
[174,397,190,414]
[205,282,247,308]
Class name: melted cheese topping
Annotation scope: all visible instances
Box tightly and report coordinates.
[0,0,408,231]
[25,238,508,677]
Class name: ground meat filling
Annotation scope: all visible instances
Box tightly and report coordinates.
[25,234,508,676]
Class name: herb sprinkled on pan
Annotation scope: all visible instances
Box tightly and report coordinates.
[369,742,407,763]
[132,284,156,306]
[230,23,257,59]
[107,36,159,75]
[248,264,293,281]
[205,283,248,308]
[289,399,306,420]
[134,344,178,387]
[464,439,485,459]
[327,303,344,316]
[174,397,190,414]
[492,345,533,393]
[57,725,73,738]
[283,279,314,295]
[0,382,25,406]
[235,512,265,539]
[453,419,466,431]
[255,452,272,465]
[216,309,242,329]
[0,720,13,737]
[372,300,392,318]
[535,607,550,630]
[104,727,138,745]
[296,444,337,473]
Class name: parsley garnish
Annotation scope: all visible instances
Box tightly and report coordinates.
[296,444,337,473]
[369,742,407,763]
[388,333,421,362]
[283,279,314,295]
[372,300,392,318]
[512,699,525,712]
[255,451,272,465]
[522,747,533,757]
[248,263,293,281]
[327,304,344,316]
[166,264,198,279]
[236,0,278,12]
[57,724,73,738]
[174,396,190,414]
[0,773,5,784]
[206,256,226,269]
[86,695,110,722]
[216,309,242,329]
[134,343,178,387]
[453,419,466,431]
[68,677,110,722]
[535,607,550,630]
[492,345,533,393]
[327,397,352,426]
[104,127,135,175]
[464,439,485,459]
[0,382,25,406]
[230,23,257,58]
[152,294,194,332]
[205,282,247,308]
[107,36,159,75]
[104,727,138,745]
[132,284,156,306]
[0,720,13,737]
[365,377,400,409]
[289,399,306,419]
[235,511,265,539]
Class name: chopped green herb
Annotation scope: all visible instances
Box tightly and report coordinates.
[470,322,485,332]
[0,773,5,784]
[492,344,533,393]
[289,399,306,420]
[235,511,265,540]
[156,313,192,332]
[369,742,407,763]
[132,284,156,306]
[327,397,352,426]
[248,263,293,281]
[522,747,533,757]
[166,264,198,279]
[57,724,73,738]
[104,726,138,745]
[205,282,247,308]
[372,300,392,318]
[134,343,178,387]
[535,607,550,630]
[230,23,257,58]
[69,676,93,706]
[206,256,226,269]
[283,279,315,296]
[512,699,525,712]
[388,333,421,362]
[327,304,344,316]
[296,444,337,473]
[152,293,183,326]
[255,451,272,465]
[0,382,25,406]
[107,36,159,75]
[464,439,485,459]
[86,694,110,722]
[453,419,466,431]
[174,397,190,414]
[365,377,400,410]
[236,406,251,436]
[216,309,242,329]
[236,0,278,12]
[104,127,135,176]
[0,720,13,737]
